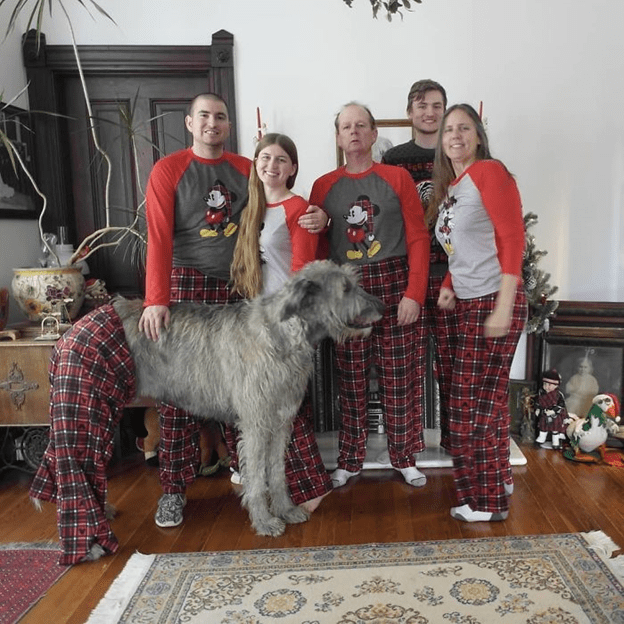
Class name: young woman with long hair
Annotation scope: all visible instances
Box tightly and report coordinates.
[229,133,332,513]
[431,103,527,523]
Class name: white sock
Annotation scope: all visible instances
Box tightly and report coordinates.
[451,504,508,522]
[331,468,361,487]
[395,466,427,487]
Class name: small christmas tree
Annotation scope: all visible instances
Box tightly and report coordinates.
[523,212,558,333]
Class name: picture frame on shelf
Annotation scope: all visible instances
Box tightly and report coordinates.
[336,118,414,167]
[0,103,39,219]
[542,342,622,417]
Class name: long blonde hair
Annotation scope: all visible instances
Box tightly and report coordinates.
[230,133,299,298]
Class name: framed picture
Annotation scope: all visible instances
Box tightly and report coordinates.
[336,118,414,166]
[539,301,624,417]
[0,103,39,219]
[542,342,622,417]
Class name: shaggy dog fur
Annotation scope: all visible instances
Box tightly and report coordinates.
[113,260,384,536]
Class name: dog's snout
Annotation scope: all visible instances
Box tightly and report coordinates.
[360,288,384,317]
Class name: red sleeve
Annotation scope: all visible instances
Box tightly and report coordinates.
[471,160,525,278]
[379,166,430,305]
[284,196,319,272]
[143,151,189,307]
[441,272,453,291]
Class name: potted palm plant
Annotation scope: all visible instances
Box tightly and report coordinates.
[1,0,147,322]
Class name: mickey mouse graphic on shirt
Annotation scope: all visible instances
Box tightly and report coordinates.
[200,179,238,238]
[437,195,457,256]
[343,194,382,260]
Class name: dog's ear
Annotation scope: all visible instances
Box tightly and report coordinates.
[281,279,322,321]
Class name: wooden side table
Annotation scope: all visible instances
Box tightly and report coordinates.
[0,336,55,427]
[0,328,156,472]
[0,333,56,471]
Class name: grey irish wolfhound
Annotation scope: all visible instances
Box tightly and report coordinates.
[114,260,384,536]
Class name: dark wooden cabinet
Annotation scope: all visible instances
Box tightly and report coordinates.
[0,337,55,426]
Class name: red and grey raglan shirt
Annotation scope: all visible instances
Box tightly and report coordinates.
[144,148,252,307]
[310,163,430,305]
[260,195,318,296]
[434,160,525,300]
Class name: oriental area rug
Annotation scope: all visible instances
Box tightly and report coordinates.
[0,542,69,624]
[87,532,624,624]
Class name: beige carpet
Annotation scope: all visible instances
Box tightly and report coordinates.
[88,532,623,623]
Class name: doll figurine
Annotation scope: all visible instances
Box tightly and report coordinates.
[534,369,569,449]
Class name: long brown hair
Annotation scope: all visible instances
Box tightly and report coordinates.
[230,133,299,298]
[427,103,492,228]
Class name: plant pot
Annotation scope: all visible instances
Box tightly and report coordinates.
[11,267,86,322]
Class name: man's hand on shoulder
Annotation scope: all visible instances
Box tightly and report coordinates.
[138,305,170,341]
[298,205,329,234]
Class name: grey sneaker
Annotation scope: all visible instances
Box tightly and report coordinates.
[155,493,186,528]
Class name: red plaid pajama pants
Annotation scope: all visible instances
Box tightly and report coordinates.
[29,305,136,565]
[415,271,461,449]
[335,256,426,471]
[158,268,242,493]
[448,287,527,513]
[225,391,332,504]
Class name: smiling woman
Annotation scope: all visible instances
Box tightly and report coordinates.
[441,108,483,177]
[430,102,527,523]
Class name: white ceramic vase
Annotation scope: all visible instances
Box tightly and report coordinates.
[11,267,86,322]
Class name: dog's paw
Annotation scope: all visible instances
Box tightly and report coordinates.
[254,516,286,537]
[280,506,309,525]
[105,502,117,520]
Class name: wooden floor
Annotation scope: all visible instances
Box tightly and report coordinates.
[2,438,624,624]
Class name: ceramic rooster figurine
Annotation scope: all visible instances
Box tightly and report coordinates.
[564,393,621,463]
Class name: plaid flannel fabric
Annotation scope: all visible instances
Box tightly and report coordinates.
[158,268,242,493]
[448,288,527,513]
[29,305,135,564]
[335,256,426,472]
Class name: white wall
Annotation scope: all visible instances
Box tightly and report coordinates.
[1,0,623,327]
[0,16,39,325]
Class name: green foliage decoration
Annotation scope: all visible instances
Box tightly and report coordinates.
[523,212,559,334]
[343,0,422,21]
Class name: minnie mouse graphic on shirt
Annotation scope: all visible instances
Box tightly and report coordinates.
[437,195,457,256]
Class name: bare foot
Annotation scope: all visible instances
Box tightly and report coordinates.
[299,491,330,514]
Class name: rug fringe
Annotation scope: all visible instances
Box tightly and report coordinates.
[86,551,155,624]
[581,530,624,580]
[0,541,60,551]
